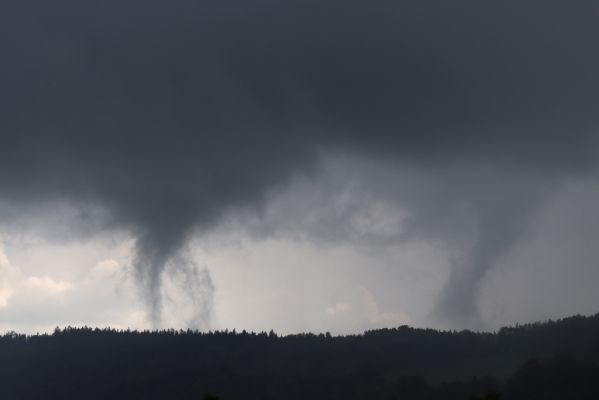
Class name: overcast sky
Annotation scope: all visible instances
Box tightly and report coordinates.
[1,0,599,334]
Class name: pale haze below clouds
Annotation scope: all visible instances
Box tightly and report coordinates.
[2,159,599,334]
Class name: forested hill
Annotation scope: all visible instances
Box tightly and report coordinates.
[2,314,599,399]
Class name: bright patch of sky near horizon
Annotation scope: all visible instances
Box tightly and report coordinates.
[2,175,599,335]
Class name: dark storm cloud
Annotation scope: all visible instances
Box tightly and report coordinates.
[1,0,598,327]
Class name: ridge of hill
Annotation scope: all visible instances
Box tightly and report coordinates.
[2,313,599,399]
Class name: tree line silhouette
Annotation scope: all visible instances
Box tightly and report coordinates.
[2,313,599,399]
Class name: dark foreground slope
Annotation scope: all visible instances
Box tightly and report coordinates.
[1,314,599,399]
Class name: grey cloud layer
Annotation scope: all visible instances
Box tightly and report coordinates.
[1,0,598,327]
